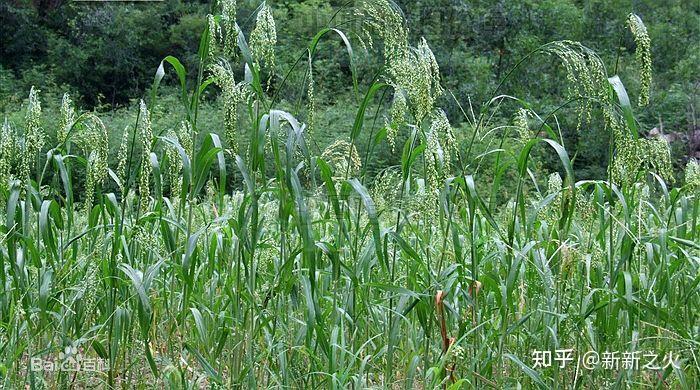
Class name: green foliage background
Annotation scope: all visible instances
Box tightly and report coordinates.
[1,0,698,184]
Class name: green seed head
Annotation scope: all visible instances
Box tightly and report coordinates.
[178,120,194,158]
[429,109,455,172]
[58,93,76,146]
[424,122,443,196]
[548,172,563,194]
[207,14,222,59]
[250,3,276,72]
[628,14,652,106]
[371,168,401,212]
[165,129,183,200]
[220,0,238,58]
[306,53,316,140]
[514,108,531,145]
[0,119,16,191]
[321,139,361,180]
[612,134,673,186]
[210,61,248,154]
[20,86,44,181]
[138,100,153,209]
[78,114,109,212]
[358,1,442,123]
[389,38,443,122]
[116,126,130,195]
[356,0,408,61]
[387,90,407,152]
[546,41,606,130]
[684,159,700,192]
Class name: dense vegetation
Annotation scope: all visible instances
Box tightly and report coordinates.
[2,0,698,180]
[1,0,699,388]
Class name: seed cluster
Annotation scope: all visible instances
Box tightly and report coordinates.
[356,0,408,60]
[358,0,449,213]
[371,168,401,212]
[207,14,222,59]
[546,41,606,130]
[116,126,130,195]
[138,100,153,209]
[390,38,443,123]
[610,125,674,186]
[220,0,238,58]
[0,119,16,192]
[58,93,76,145]
[424,124,442,196]
[543,172,563,227]
[321,139,361,180]
[358,1,443,124]
[428,109,456,173]
[513,108,531,145]
[250,3,276,78]
[685,159,700,192]
[386,90,407,152]
[207,0,238,61]
[165,129,183,200]
[306,53,316,140]
[179,120,194,158]
[210,61,248,154]
[627,14,652,106]
[20,86,44,182]
[78,114,109,212]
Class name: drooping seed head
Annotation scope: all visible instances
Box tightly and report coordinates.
[250,3,276,72]
[83,151,98,213]
[575,190,595,226]
[389,38,443,123]
[424,121,444,197]
[210,60,248,154]
[387,90,407,152]
[358,2,443,124]
[321,139,361,180]
[79,261,100,320]
[428,109,455,172]
[545,41,607,130]
[371,168,401,212]
[611,131,674,186]
[219,0,238,58]
[207,14,222,59]
[356,0,408,61]
[627,14,652,106]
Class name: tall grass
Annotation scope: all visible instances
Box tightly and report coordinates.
[0,1,698,388]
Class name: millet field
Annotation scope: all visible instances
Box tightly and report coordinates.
[0,0,699,388]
